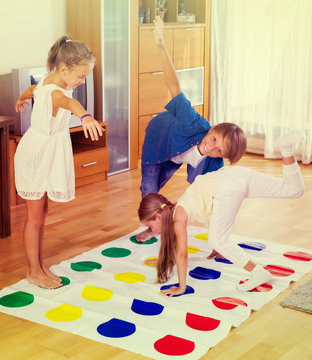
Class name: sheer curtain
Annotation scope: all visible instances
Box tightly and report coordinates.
[210,0,312,163]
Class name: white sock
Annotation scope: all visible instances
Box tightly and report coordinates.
[237,265,272,292]
[275,130,306,157]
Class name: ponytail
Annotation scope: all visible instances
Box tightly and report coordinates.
[138,193,176,283]
[47,34,94,73]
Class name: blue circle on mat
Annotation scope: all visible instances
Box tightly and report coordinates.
[97,318,136,338]
[189,267,221,280]
[214,257,233,264]
[238,242,266,251]
[160,283,195,297]
[131,299,164,316]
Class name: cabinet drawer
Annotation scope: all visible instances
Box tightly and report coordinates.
[173,27,204,69]
[139,73,171,116]
[74,148,109,179]
[139,29,174,73]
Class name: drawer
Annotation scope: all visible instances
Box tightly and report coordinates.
[74,147,109,179]
[139,28,174,73]
[173,27,204,69]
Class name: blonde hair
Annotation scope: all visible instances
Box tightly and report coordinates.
[138,193,176,283]
[47,34,94,73]
[213,123,246,164]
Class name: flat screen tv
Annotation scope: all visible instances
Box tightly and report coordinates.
[0,66,94,135]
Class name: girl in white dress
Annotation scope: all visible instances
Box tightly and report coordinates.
[15,35,103,289]
[138,131,305,296]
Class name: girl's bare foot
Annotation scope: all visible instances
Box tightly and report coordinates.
[27,270,63,289]
[42,264,62,283]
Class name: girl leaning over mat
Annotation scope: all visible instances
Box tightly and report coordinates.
[14,35,103,289]
[138,132,305,296]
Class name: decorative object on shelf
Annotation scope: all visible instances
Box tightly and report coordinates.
[178,1,186,15]
[177,14,196,23]
[156,0,167,21]
[139,7,144,24]
[144,7,151,23]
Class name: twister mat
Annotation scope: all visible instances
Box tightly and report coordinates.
[1,226,312,360]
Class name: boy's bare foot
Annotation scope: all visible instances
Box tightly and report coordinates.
[27,270,63,289]
[136,228,158,242]
[42,264,62,283]
[207,249,227,260]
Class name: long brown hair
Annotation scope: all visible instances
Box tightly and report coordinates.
[47,34,94,73]
[138,193,176,283]
[213,123,246,164]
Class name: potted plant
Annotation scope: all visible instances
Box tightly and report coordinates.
[156,0,167,20]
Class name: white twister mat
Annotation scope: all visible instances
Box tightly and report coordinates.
[1,226,312,359]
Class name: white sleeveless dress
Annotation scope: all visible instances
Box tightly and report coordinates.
[14,78,75,202]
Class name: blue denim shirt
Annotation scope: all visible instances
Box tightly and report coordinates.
[141,93,223,183]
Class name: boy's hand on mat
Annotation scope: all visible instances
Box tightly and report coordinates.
[160,286,185,297]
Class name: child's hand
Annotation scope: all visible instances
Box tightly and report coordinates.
[15,99,30,113]
[160,285,186,297]
[81,116,104,141]
[153,16,165,47]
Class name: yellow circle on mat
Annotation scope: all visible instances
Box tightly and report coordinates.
[81,286,113,302]
[143,256,158,268]
[195,233,208,241]
[114,272,146,283]
[187,245,200,254]
[45,304,83,322]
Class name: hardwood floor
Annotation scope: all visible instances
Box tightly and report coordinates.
[1,153,312,360]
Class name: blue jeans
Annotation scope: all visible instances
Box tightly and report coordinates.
[140,161,182,198]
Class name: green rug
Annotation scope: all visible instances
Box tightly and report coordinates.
[280,278,312,314]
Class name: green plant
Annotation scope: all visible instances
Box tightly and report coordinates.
[156,0,167,11]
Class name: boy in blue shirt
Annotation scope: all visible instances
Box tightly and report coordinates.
[138,17,246,241]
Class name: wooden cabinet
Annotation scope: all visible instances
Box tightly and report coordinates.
[138,20,207,158]
[65,0,210,166]
[9,123,109,205]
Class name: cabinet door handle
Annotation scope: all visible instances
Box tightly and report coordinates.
[152,71,164,75]
[82,161,97,167]
[185,27,196,31]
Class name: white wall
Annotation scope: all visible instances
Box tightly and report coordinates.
[0,0,66,75]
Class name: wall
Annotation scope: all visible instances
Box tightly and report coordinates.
[0,0,66,75]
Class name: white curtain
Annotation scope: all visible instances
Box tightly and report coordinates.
[210,0,312,163]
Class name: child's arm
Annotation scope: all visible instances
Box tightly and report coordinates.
[52,90,103,141]
[154,16,181,98]
[160,205,188,297]
[15,85,37,113]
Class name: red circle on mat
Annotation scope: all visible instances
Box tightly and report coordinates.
[154,335,195,356]
[212,297,248,310]
[283,251,312,262]
[186,313,220,331]
[264,264,295,277]
[239,280,273,292]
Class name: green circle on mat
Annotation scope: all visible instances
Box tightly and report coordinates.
[101,247,131,258]
[130,235,158,245]
[71,261,102,272]
[0,291,34,308]
[60,276,70,286]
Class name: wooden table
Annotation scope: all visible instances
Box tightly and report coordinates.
[0,116,15,238]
